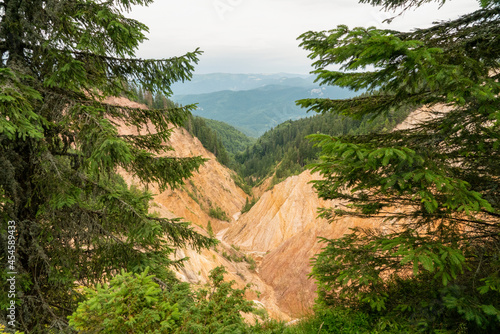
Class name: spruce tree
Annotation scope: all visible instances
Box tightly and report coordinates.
[0,0,215,331]
[299,0,500,331]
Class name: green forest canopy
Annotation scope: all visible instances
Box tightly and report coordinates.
[234,103,412,184]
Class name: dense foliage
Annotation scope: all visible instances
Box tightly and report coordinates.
[69,266,417,334]
[299,0,500,332]
[0,0,215,332]
[235,106,411,184]
[185,115,233,167]
[198,117,255,155]
[69,267,256,334]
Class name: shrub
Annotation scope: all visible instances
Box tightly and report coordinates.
[209,206,230,221]
[241,197,258,214]
[68,268,181,333]
[69,267,258,333]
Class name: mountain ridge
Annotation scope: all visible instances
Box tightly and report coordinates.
[171,73,313,95]
[173,83,357,137]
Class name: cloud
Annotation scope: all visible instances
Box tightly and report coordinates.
[131,0,480,74]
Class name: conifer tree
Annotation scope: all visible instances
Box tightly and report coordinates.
[299,0,500,331]
[0,0,215,331]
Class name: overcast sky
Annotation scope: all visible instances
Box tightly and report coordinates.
[130,0,480,74]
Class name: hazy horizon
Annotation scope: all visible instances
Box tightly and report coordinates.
[131,0,480,74]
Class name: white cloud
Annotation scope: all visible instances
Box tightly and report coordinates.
[130,0,480,74]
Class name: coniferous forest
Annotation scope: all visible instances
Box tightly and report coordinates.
[131,87,413,185]
[1,0,500,333]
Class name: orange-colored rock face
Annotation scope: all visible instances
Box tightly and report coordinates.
[151,134,248,233]
[223,172,331,252]
[257,200,394,316]
[111,95,431,320]
[222,171,391,316]
[108,96,248,233]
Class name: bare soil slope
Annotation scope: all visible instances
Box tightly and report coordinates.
[110,95,432,319]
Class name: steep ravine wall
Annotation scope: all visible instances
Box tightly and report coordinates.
[110,95,430,320]
[108,96,247,233]
[222,171,402,316]
[223,172,333,252]
[108,96,290,320]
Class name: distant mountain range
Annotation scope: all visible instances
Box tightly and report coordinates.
[171,73,313,95]
[171,73,358,137]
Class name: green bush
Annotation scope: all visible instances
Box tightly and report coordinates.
[68,268,181,333]
[246,256,257,272]
[278,306,417,334]
[209,206,230,221]
[232,174,253,196]
[67,270,422,334]
[241,197,258,214]
[68,267,262,334]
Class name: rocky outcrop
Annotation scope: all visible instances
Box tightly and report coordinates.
[108,96,290,319]
[110,95,430,320]
[222,170,397,316]
[223,172,332,252]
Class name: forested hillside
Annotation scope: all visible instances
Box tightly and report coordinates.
[184,115,237,168]
[235,105,412,184]
[173,84,357,137]
[128,86,254,169]
[201,118,256,153]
